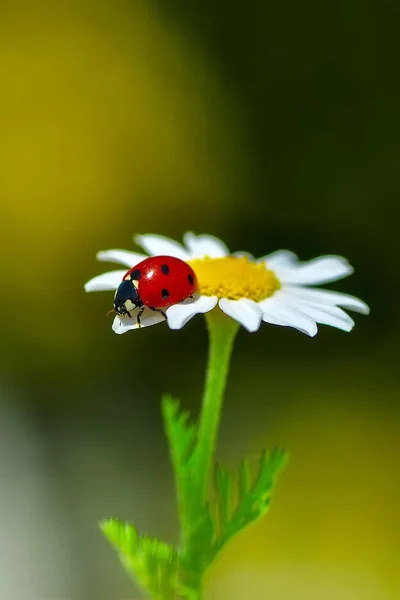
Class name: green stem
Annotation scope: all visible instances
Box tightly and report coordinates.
[195,310,239,503]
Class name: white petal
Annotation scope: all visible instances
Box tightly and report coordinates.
[258,312,289,327]
[276,291,355,332]
[97,249,146,268]
[261,250,299,269]
[232,251,255,260]
[219,298,263,332]
[166,295,218,329]
[274,255,353,285]
[300,304,355,332]
[84,270,126,292]
[280,286,370,314]
[112,310,165,334]
[260,297,318,337]
[183,232,229,258]
[134,234,190,260]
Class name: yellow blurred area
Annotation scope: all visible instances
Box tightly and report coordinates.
[0,0,247,353]
[207,392,400,599]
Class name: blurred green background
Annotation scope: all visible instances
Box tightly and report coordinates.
[0,1,398,599]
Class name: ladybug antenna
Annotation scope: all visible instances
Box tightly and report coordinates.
[106,308,115,318]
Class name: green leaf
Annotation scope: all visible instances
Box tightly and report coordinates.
[212,448,288,555]
[161,395,197,486]
[214,463,235,528]
[161,395,215,582]
[100,518,179,600]
[161,395,197,541]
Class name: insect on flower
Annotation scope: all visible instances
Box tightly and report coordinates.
[85,232,370,335]
[112,255,197,327]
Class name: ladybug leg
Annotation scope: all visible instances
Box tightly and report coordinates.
[136,306,145,328]
[149,307,167,321]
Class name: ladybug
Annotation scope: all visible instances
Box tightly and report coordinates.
[113,255,197,326]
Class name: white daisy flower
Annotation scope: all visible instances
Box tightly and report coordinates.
[84,232,369,336]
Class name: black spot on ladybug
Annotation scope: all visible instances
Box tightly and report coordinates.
[130,269,141,281]
[187,273,194,285]
[161,264,170,275]
[161,288,170,298]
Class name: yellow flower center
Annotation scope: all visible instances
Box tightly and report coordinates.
[189,256,280,301]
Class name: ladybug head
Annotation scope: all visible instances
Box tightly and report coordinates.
[113,279,141,316]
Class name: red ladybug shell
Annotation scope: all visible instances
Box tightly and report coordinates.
[123,255,197,309]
